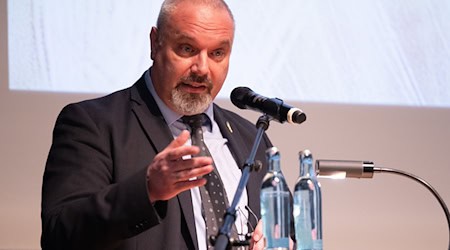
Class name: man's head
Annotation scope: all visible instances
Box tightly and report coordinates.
[150,0,235,115]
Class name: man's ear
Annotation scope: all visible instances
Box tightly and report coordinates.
[150,26,159,60]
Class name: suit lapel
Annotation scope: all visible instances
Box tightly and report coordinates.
[130,76,173,152]
[214,106,262,230]
[130,76,198,249]
[213,106,247,169]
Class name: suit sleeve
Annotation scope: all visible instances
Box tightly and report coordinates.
[41,103,160,249]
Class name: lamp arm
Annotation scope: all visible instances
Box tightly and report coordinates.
[375,167,450,250]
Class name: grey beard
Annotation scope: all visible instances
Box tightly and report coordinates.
[171,87,212,115]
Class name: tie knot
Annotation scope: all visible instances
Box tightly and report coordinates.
[182,114,208,130]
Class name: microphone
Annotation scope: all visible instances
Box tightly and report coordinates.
[230,87,306,124]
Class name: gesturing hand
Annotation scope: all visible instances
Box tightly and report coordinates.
[146,130,214,202]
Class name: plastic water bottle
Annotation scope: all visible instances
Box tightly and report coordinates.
[260,147,290,249]
[294,150,323,250]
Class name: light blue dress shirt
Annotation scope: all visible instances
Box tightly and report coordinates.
[144,70,249,250]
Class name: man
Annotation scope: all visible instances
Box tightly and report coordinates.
[41,0,272,249]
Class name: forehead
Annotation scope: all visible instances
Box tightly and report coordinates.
[165,3,234,46]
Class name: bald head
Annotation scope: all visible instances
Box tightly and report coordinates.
[156,0,235,42]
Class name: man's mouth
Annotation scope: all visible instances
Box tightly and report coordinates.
[179,82,208,94]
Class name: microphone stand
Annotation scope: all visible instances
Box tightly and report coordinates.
[213,115,271,250]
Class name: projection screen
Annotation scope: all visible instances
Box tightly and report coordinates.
[7,0,450,107]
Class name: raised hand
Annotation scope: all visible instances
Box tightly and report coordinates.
[146,130,214,202]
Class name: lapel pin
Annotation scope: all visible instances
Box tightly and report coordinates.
[226,121,233,133]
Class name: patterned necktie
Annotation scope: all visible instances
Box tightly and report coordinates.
[182,114,230,249]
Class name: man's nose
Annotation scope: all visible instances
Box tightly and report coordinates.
[191,51,209,77]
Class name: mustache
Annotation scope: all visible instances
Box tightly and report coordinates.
[180,74,213,87]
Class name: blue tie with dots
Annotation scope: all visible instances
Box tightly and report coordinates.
[182,114,229,248]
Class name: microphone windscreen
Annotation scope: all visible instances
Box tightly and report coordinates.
[230,87,251,109]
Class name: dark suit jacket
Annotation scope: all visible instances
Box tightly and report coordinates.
[41,74,272,250]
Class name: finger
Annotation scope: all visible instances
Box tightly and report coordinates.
[253,220,263,242]
[173,156,213,172]
[250,219,263,250]
[165,145,201,161]
[174,163,214,182]
[164,130,190,150]
[253,237,265,250]
[175,177,208,192]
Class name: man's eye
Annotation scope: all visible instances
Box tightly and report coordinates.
[211,50,225,59]
[179,45,195,55]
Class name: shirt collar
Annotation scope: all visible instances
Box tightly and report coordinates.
[144,69,214,129]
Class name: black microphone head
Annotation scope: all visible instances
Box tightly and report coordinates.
[230,87,252,109]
